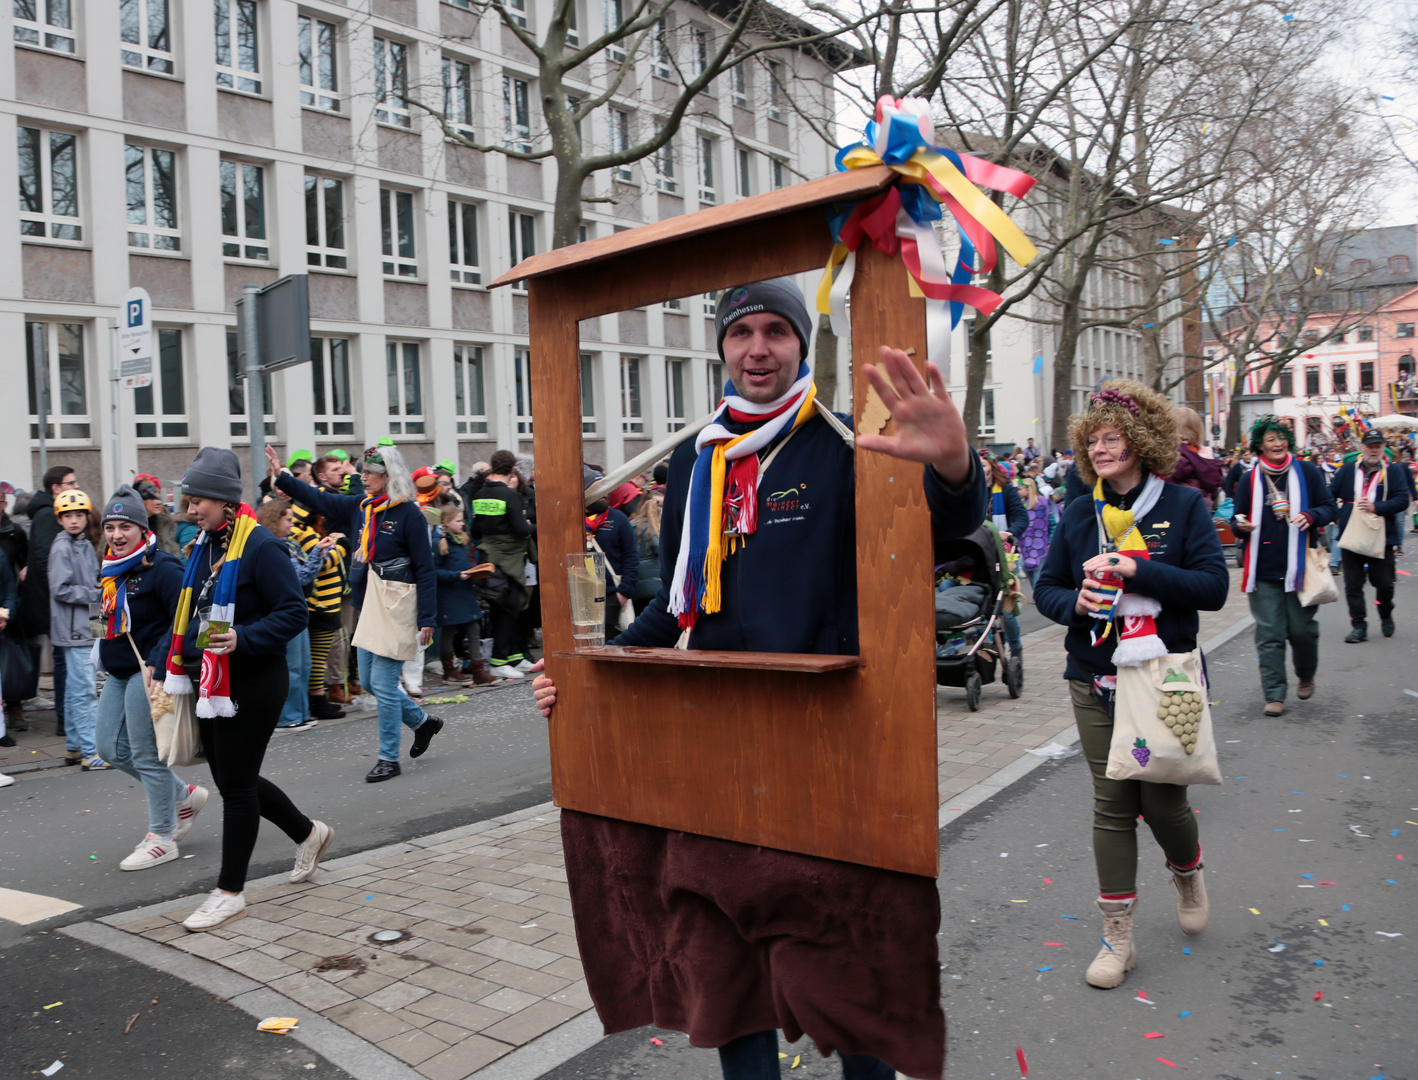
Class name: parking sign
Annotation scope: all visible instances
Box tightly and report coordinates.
[119,286,153,388]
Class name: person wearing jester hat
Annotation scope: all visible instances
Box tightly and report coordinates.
[531,278,987,1080]
[1229,416,1336,715]
[163,448,333,932]
[1034,380,1230,991]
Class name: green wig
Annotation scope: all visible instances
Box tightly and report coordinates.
[1248,414,1296,454]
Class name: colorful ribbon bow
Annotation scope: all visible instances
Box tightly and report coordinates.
[816,96,1039,379]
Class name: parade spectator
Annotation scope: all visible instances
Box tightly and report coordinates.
[985,456,1027,656]
[48,490,106,769]
[585,491,639,637]
[1034,380,1228,990]
[288,503,348,719]
[135,477,182,559]
[0,491,28,732]
[1024,436,1041,461]
[628,484,664,616]
[304,455,360,704]
[459,461,491,510]
[434,461,463,513]
[1232,417,1337,715]
[1169,407,1225,508]
[269,444,442,781]
[164,448,331,931]
[514,454,543,649]
[94,485,208,871]
[172,496,200,563]
[470,450,535,678]
[434,505,494,684]
[0,546,18,751]
[532,277,987,1080]
[17,464,75,731]
[1330,429,1410,642]
[1017,476,1052,588]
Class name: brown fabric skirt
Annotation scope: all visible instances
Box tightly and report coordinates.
[561,809,945,1079]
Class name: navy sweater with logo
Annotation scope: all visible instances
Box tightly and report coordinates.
[615,413,987,655]
[1034,479,1229,682]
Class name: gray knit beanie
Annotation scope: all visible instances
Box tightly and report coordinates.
[181,446,244,503]
[101,485,149,531]
[714,277,812,362]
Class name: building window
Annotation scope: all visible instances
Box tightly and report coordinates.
[506,0,527,27]
[703,291,716,315]
[443,57,475,137]
[655,140,677,194]
[580,352,596,434]
[225,330,275,437]
[565,0,578,46]
[298,15,339,111]
[1401,353,1416,377]
[731,55,747,108]
[508,210,535,289]
[214,0,261,94]
[691,27,708,76]
[603,0,624,60]
[18,127,81,242]
[698,136,716,203]
[652,17,671,78]
[706,358,724,408]
[305,174,346,269]
[134,327,187,439]
[610,108,632,181]
[125,144,180,251]
[766,59,782,120]
[979,388,995,438]
[120,0,173,72]
[380,188,418,277]
[14,0,75,53]
[1304,365,1320,396]
[514,347,533,434]
[449,198,481,284]
[662,296,681,310]
[453,343,487,434]
[26,321,88,441]
[502,75,531,151]
[1278,367,1293,396]
[220,160,268,261]
[1350,259,1371,277]
[311,337,353,435]
[736,147,751,196]
[1302,328,1320,345]
[620,355,643,434]
[1391,255,1411,275]
[386,341,423,434]
[771,158,785,190]
[1354,290,1373,307]
[1398,323,1415,338]
[1360,360,1375,392]
[374,37,411,128]
[665,358,686,431]
[1331,364,1347,394]
[1357,325,1374,342]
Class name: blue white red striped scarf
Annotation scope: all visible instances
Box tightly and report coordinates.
[1240,454,1308,594]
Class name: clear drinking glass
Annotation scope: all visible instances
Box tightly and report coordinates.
[567,551,607,650]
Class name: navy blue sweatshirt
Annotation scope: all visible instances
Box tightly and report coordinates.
[1330,461,1411,550]
[1034,479,1230,682]
[616,413,987,654]
[98,549,186,678]
[274,473,438,627]
[434,535,484,626]
[989,482,1028,537]
[589,507,639,599]
[1230,460,1336,581]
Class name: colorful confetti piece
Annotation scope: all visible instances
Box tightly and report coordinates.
[1313,992,1323,1001]
[1182,948,1191,955]
[1016,1046,1029,1077]
[42,1002,62,1010]
[1319,919,1329,927]
[650,1038,663,1046]
[1249,908,1260,914]
[1179,1010,1191,1018]
[1043,878,1053,885]
[1144,1032,1164,1039]
[1037,967,1052,972]
[1158,1057,1178,1067]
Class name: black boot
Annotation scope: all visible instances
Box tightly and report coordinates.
[1345,622,1367,643]
[1382,615,1396,637]
[365,759,401,783]
[309,693,346,720]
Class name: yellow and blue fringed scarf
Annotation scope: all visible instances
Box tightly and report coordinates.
[163,503,258,717]
[100,532,159,638]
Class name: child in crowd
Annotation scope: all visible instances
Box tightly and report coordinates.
[435,505,495,685]
[48,490,107,769]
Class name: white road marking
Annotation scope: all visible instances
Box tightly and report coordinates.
[0,886,83,925]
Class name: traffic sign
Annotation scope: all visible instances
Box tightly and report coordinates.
[119,286,153,388]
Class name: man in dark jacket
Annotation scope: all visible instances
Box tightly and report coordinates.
[1330,429,1410,642]
[16,463,76,729]
[585,496,638,637]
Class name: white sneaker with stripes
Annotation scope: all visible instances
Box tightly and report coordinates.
[172,784,209,842]
[119,833,179,871]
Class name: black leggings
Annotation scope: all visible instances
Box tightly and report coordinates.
[199,655,313,893]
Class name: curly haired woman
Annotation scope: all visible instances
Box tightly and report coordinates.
[1034,380,1229,990]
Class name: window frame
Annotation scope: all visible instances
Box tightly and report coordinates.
[133,326,189,441]
[374,36,412,129]
[603,0,624,60]
[505,0,527,28]
[18,126,83,244]
[26,319,90,443]
[225,328,275,439]
[298,13,340,111]
[665,357,686,431]
[1359,360,1375,393]
[580,352,597,434]
[514,346,533,434]
[311,336,354,436]
[305,172,347,270]
[1278,367,1293,397]
[1304,365,1320,396]
[453,342,488,435]
[766,58,782,121]
[125,143,181,252]
[220,158,269,262]
[385,339,425,435]
[1330,363,1347,394]
[213,0,262,95]
[736,146,751,196]
[706,358,724,409]
[620,354,643,434]
[449,197,482,285]
[1357,325,1375,342]
[730,54,747,108]
[380,187,419,278]
[652,17,671,78]
[690,26,708,77]
[1397,323,1415,338]
[442,55,475,138]
[697,134,716,203]
[120,0,174,73]
[508,209,536,292]
[1391,255,1411,275]
[655,138,677,194]
[1350,259,1371,277]
[502,73,532,152]
[609,108,633,181]
[771,157,785,190]
[13,0,77,54]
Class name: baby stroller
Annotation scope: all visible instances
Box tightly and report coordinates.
[935,522,1023,711]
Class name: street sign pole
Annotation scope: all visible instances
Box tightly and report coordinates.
[243,283,265,504]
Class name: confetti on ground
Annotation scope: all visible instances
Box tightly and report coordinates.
[423,694,468,704]
[1302,874,1314,879]
[650,1037,663,1045]
[42,1002,62,1009]
[1043,878,1053,884]
[1135,992,1155,1005]
[1011,900,1029,903]
[791,1054,801,1069]
[1016,1046,1029,1077]
[1342,905,1351,911]
[1298,839,1315,843]
[1315,960,1324,966]
[1385,879,1401,886]
[1314,992,1323,1001]
[1037,967,1052,972]
[1275,829,1286,832]
[1157,1057,1178,1067]
[1061,915,1078,919]
[1182,948,1191,954]
[1394,831,1402,837]
[1268,942,1287,953]
[521,923,538,928]
[1249,908,1261,914]
[1376,932,1403,937]
[257,1017,300,1034]
[1144,1032,1164,1039]
[1179,1010,1191,1018]
[1100,936,1114,952]
[1044,941,1064,946]
[1319,919,1329,927]
[1036,843,1048,848]
[1320,882,1336,885]
[41,1064,63,1077]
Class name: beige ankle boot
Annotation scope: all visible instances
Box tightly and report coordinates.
[1168,861,1209,935]
[1085,897,1138,988]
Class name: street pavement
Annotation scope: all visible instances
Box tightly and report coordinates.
[3,563,1413,1079]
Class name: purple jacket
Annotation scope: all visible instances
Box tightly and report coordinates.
[1171,444,1225,499]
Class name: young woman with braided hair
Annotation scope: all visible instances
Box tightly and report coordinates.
[1034,380,1230,989]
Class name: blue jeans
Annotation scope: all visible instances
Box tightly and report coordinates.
[1327,523,1341,570]
[1003,609,1022,653]
[358,648,427,762]
[279,631,311,727]
[95,670,189,838]
[58,646,97,757]
[718,1031,894,1080]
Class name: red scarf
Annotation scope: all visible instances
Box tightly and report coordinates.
[585,511,608,535]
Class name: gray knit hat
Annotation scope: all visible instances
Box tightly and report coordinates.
[181,446,244,503]
[714,277,812,362]
[101,485,149,531]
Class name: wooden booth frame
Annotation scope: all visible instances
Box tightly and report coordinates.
[490,164,945,878]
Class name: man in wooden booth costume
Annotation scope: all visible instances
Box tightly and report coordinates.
[532,278,987,1080]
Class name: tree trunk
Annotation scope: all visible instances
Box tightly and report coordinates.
[1226,365,1247,448]
[814,314,838,410]
[963,323,989,447]
[1051,301,1082,454]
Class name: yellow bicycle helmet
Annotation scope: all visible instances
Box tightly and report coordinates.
[54,490,92,514]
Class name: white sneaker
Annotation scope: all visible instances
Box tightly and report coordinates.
[119,833,180,871]
[488,663,525,680]
[513,659,535,673]
[172,784,209,842]
[291,820,334,883]
[0,773,13,788]
[182,889,247,932]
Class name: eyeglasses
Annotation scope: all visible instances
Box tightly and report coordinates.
[58,478,80,489]
[1085,435,1124,451]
